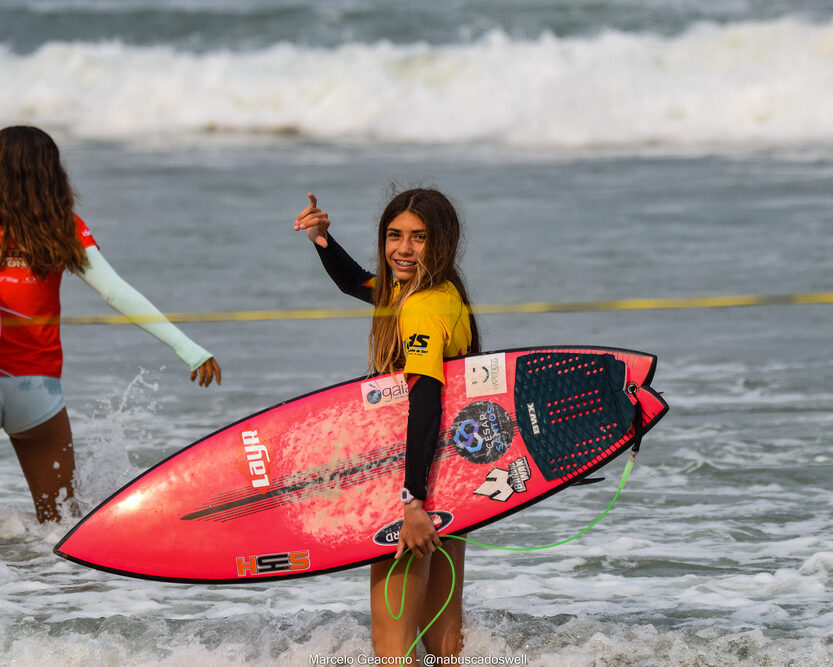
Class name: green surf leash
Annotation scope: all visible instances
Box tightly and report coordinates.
[385,449,639,662]
[451,448,637,553]
[385,544,457,661]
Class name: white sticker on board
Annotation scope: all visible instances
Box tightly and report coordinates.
[360,373,410,410]
[465,352,508,398]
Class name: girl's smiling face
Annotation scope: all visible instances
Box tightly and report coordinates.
[385,210,426,282]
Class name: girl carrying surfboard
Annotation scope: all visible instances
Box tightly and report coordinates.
[294,188,480,660]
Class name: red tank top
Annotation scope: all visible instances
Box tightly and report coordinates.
[0,216,97,377]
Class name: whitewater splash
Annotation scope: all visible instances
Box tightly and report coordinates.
[2,18,833,149]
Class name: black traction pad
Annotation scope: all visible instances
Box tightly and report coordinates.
[514,352,635,481]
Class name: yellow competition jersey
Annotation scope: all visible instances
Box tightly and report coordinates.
[397,281,472,385]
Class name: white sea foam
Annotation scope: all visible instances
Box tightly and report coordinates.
[3,18,833,150]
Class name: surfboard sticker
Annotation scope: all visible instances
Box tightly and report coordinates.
[465,352,508,398]
[54,346,668,584]
[474,456,532,502]
[234,549,311,578]
[360,373,409,411]
[450,400,514,465]
[372,511,454,547]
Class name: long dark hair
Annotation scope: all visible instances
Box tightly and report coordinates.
[0,125,87,279]
[369,188,480,374]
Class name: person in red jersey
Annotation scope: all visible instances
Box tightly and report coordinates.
[0,126,221,523]
[294,189,479,660]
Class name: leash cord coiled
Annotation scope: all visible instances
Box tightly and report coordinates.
[386,442,640,661]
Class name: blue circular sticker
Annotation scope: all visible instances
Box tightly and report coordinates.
[451,401,514,464]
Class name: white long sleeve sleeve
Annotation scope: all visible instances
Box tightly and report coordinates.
[77,246,213,371]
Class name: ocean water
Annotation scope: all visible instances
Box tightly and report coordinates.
[1,1,833,665]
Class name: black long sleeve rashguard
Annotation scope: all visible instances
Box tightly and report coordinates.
[313,233,442,501]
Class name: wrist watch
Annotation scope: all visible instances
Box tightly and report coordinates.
[400,487,415,505]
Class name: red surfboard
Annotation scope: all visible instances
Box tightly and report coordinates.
[54,346,668,583]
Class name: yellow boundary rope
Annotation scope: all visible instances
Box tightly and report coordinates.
[6,291,832,326]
